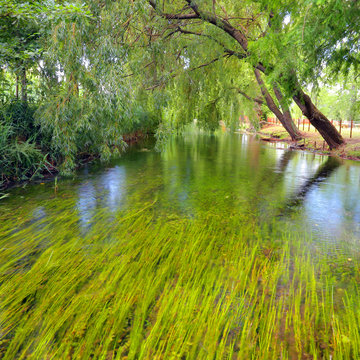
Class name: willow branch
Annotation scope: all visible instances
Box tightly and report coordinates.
[184,0,248,50]
[121,60,156,79]
[148,0,199,19]
[145,53,230,90]
[176,27,243,57]
[188,54,229,71]
[231,88,264,105]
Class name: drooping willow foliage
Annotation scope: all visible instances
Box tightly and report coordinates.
[0,0,359,180]
[34,0,266,172]
[36,1,145,173]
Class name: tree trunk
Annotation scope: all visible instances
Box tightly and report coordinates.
[68,73,79,96]
[273,84,302,140]
[15,75,19,99]
[150,1,341,148]
[21,67,27,103]
[254,69,301,141]
[293,89,344,149]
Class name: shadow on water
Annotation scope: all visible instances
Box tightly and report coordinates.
[281,156,341,214]
[277,149,297,172]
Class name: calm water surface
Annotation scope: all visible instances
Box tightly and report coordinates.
[2,132,360,250]
[2,131,360,359]
[0,133,360,248]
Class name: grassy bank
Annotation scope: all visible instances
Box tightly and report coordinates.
[259,124,360,160]
[0,100,153,191]
[1,195,359,359]
[0,99,158,190]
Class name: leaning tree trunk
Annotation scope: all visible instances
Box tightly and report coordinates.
[254,69,301,141]
[273,84,302,140]
[293,89,344,149]
[149,0,340,147]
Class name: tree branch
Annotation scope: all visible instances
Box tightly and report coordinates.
[145,53,230,90]
[121,60,156,79]
[231,87,263,105]
[184,0,248,50]
[148,0,199,19]
[174,27,245,59]
[189,54,228,72]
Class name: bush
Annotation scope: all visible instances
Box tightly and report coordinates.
[0,102,50,183]
[0,100,39,140]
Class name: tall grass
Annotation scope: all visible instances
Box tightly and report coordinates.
[0,102,50,183]
[0,195,359,359]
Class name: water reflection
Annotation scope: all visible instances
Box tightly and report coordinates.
[275,149,296,173]
[284,157,341,211]
[2,132,360,248]
[77,180,97,228]
[100,166,127,212]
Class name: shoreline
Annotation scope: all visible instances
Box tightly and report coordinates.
[2,127,359,194]
[0,131,152,193]
[251,124,360,162]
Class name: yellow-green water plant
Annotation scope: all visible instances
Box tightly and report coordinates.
[1,192,360,359]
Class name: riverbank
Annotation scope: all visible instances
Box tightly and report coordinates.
[257,124,360,161]
[0,131,152,192]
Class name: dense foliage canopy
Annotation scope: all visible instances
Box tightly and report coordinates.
[0,0,359,184]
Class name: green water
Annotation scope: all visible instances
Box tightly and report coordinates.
[1,131,360,359]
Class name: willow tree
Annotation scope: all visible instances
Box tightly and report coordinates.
[253,0,359,146]
[128,0,353,148]
[1,0,166,176]
[0,1,89,102]
[150,48,264,133]
[0,0,42,102]
[34,0,163,173]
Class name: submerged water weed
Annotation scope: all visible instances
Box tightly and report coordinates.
[1,133,360,359]
[0,196,359,360]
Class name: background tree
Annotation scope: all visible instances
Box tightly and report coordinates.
[141,0,357,147]
[0,0,359,185]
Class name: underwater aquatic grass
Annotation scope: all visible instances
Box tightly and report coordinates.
[0,194,360,360]
[1,136,360,360]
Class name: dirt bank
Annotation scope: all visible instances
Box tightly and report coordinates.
[258,124,360,161]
